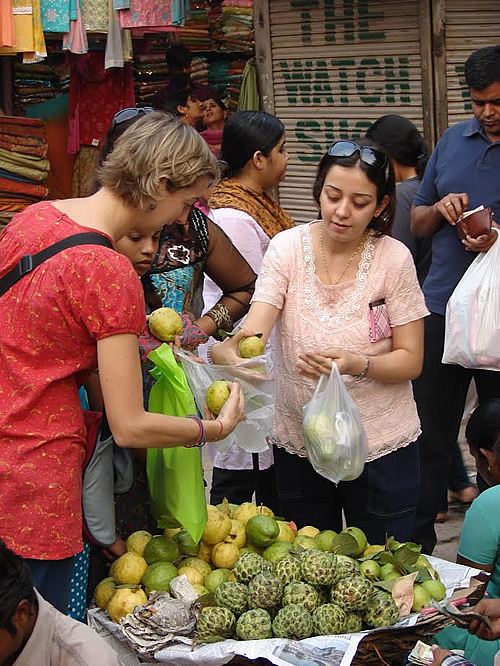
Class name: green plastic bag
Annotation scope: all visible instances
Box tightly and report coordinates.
[146,344,207,544]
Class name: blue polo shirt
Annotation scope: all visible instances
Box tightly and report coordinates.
[414,117,500,315]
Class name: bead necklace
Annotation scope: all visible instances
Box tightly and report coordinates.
[319,226,366,285]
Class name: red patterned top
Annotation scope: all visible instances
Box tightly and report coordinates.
[0,202,145,560]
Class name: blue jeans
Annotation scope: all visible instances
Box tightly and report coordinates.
[273,441,419,545]
[26,556,75,613]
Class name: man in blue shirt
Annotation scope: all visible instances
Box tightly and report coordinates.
[410,45,500,554]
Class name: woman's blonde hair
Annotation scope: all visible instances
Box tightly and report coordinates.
[97,111,219,209]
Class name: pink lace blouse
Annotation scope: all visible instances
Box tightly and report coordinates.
[252,222,430,462]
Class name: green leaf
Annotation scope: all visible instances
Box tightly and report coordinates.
[374,580,396,593]
[393,544,422,571]
[197,593,215,606]
[331,532,359,557]
[414,568,432,583]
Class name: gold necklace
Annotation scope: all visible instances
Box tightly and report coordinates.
[319,227,366,285]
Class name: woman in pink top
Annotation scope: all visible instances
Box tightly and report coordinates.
[212,139,429,544]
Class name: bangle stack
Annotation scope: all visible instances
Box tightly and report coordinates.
[354,356,370,380]
[184,414,206,448]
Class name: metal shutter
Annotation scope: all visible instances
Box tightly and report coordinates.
[439,0,500,132]
[260,0,430,223]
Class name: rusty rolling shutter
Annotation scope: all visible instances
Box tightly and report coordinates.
[440,0,500,133]
[265,0,430,223]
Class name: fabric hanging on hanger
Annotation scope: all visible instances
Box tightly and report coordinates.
[118,0,172,29]
[0,0,17,47]
[23,0,47,63]
[237,57,259,111]
[67,50,135,153]
[104,0,123,68]
[40,0,69,32]
[62,0,88,54]
[82,0,107,32]
[0,0,34,55]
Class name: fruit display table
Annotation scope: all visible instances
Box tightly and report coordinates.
[88,556,484,666]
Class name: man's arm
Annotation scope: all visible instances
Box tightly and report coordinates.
[411,192,469,238]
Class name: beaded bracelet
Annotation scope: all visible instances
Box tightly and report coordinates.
[354,356,370,380]
[184,414,206,448]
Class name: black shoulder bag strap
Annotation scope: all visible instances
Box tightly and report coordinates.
[0,232,113,298]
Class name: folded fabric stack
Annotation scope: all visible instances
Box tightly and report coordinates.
[14,58,71,115]
[208,58,246,111]
[176,3,211,51]
[0,116,49,228]
[133,39,170,105]
[190,56,209,87]
[215,0,253,53]
[14,63,58,114]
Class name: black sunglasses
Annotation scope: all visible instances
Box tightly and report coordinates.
[111,107,155,130]
[327,140,389,177]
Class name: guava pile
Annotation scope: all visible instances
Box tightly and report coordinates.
[95,501,446,641]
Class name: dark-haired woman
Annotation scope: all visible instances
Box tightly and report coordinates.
[159,88,203,127]
[211,139,429,544]
[367,115,478,522]
[200,97,228,156]
[433,399,500,666]
[202,110,294,510]
[366,114,431,285]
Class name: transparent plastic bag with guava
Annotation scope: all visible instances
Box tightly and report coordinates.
[177,349,275,455]
[302,363,368,484]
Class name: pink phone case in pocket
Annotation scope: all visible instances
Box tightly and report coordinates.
[369,299,392,343]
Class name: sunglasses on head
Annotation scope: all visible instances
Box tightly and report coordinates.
[111,107,155,130]
[327,140,389,177]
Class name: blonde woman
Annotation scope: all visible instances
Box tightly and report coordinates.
[0,113,245,613]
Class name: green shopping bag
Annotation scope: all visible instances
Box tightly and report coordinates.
[146,344,207,543]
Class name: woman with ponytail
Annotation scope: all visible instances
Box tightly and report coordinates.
[202,110,294,509]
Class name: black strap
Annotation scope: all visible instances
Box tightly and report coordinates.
[0,232,113,298]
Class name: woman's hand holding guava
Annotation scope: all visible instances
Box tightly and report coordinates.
[210,327,255,365]
[205,381,246,438]
[297,348,365,379]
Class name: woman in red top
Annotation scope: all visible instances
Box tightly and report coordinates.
[0,112,245,612]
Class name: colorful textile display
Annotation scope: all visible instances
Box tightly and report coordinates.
[0,0,47,62]
[67,50,135,152]
[0,116,49,227]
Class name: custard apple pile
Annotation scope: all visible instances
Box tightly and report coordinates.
[197,549,401,642]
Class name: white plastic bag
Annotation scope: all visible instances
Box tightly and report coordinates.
[177,350,275,455]
[302,363,368,484]
[443,229,500,371]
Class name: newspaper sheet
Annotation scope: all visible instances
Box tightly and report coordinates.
[88,556,483,666]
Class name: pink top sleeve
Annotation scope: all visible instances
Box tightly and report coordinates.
[381,241,429,326]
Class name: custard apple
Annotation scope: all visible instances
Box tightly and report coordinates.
[282,581,320,613]
[363,589,400,629]
[197,606,236,641]
[236,608,273,640]
[275,556,302,585]
[330,575,373,612]
[214,581,248,616]
[335,555,360,579]
[344,611,364,633]
[272,604,313,639]
[301,550,338,586]
[248,572,283,610]
[233,552,272,584]
[312,603,348,635]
